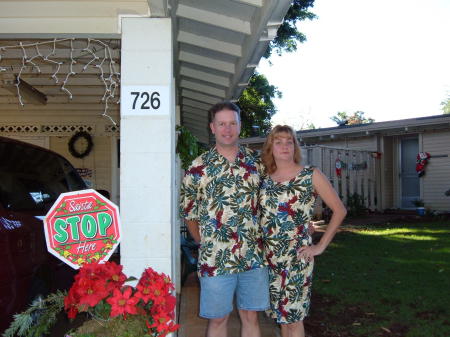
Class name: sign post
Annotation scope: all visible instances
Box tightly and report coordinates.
[44,189,121,269]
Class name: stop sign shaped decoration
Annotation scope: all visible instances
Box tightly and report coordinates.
[44,189,121,269]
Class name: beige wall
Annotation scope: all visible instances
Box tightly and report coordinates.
[421,130,450,211]
[50,135,114,192]
[0,113,118,201]
[0,0,149,35]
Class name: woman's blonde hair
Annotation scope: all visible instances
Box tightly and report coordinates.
[262,125,302,174]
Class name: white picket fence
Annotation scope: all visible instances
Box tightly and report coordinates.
[302,145,378,212]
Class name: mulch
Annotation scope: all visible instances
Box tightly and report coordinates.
[304,293,411,337]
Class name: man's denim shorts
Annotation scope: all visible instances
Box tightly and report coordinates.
[198,267,270,319]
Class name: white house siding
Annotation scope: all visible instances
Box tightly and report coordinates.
[382,136,395,209]
[422,130,450,211]
[305,136,382,208]
[0,0,149,35]
[303,135,378,151]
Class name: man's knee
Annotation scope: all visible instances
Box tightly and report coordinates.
[209,314,229,328]
[239,309,258,325]
[207,315,230,337]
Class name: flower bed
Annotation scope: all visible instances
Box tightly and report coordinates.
[5,262,179,337]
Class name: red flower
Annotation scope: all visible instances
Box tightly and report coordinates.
[199,263,217,277]
[64,290,79,319]
[183,199,195,216]
[102,261,127,289]
[278,196,298,217]
[148,312,177,334]
[186,164,205,177]
[64,262,179,336]
[239,161,256,180]
[279,297,289,318]
[106,287,139,317]
[135,282,157,304]
[75,279,109,307]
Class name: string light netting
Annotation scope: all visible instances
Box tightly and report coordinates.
[0,38,120,125]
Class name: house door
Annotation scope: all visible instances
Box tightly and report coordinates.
[400,138,419,208]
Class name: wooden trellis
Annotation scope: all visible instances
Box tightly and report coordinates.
[302,145,378,211]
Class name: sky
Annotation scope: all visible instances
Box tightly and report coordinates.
[257,0,450,129]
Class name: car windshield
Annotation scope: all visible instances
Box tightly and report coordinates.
[0,141,86,212]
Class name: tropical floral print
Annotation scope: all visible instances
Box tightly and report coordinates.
[260,166,316,324]
[180,145,265,277]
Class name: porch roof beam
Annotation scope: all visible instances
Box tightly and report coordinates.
[183,115,207,125]
[147,0,168,17]
[181,89,221,105]
[179,66,230,87]
[231,0,264,7]
[180,79,226,98]
[179,51,235,73]
[177,30,242,57]
[176,4,251,35]
[181,98,212,111]
[182,105,208,117]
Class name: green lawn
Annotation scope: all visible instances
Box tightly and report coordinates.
[311,221,450,337]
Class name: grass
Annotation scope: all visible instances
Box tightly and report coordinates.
[311,221,450,337]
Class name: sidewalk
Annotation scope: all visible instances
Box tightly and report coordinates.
[178,272,281,337]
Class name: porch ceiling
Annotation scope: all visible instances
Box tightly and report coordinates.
[172,0,291,143]
[0,0,292,143]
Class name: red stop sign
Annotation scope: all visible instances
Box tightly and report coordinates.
[44,189,121,269]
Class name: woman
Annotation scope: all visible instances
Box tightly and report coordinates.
[260,125,346,337]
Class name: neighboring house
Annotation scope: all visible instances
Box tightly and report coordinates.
[242,114,450,212]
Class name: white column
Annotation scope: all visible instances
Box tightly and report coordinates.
[120,18,175,281]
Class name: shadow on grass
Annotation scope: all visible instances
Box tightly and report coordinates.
[308,222,450,337]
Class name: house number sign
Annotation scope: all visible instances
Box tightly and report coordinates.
[121,86,170,116]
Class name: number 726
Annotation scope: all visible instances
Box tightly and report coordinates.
[130,91,161,110]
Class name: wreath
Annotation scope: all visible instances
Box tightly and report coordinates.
[68,131,94,158]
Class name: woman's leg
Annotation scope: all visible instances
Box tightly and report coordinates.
[280,321,305,337]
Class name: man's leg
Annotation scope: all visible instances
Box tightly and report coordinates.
[199,274,237,337]
[236,268,270,337]
[238,309,260,337]
[206,314,230,337]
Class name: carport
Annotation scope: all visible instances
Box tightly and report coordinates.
[0,0,292,290]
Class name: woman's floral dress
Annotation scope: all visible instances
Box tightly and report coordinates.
[260,167,316,324]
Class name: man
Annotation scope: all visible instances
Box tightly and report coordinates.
[180,101,269,337]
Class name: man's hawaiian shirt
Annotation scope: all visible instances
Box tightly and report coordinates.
[180,145,265,277]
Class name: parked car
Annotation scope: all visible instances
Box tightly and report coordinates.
[0,136,88,333]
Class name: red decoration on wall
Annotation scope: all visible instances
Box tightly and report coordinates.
[335,158,342,177]
[371,151,382,159]
[416,152,431,177]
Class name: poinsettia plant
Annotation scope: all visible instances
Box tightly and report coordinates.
[64,261,179,337]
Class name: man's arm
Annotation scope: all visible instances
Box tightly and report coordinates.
[185,219,201,243]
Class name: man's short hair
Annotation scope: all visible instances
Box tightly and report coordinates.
[208,101,241,123]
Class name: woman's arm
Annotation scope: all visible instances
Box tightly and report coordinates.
[185,219,201,244]
[298,168,347,259]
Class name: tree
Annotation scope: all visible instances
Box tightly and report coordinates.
[330,111,374,126]
[264,0,317,58]
[441,96,450,114]
[238,1,316,136]
[238,73,281,138]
